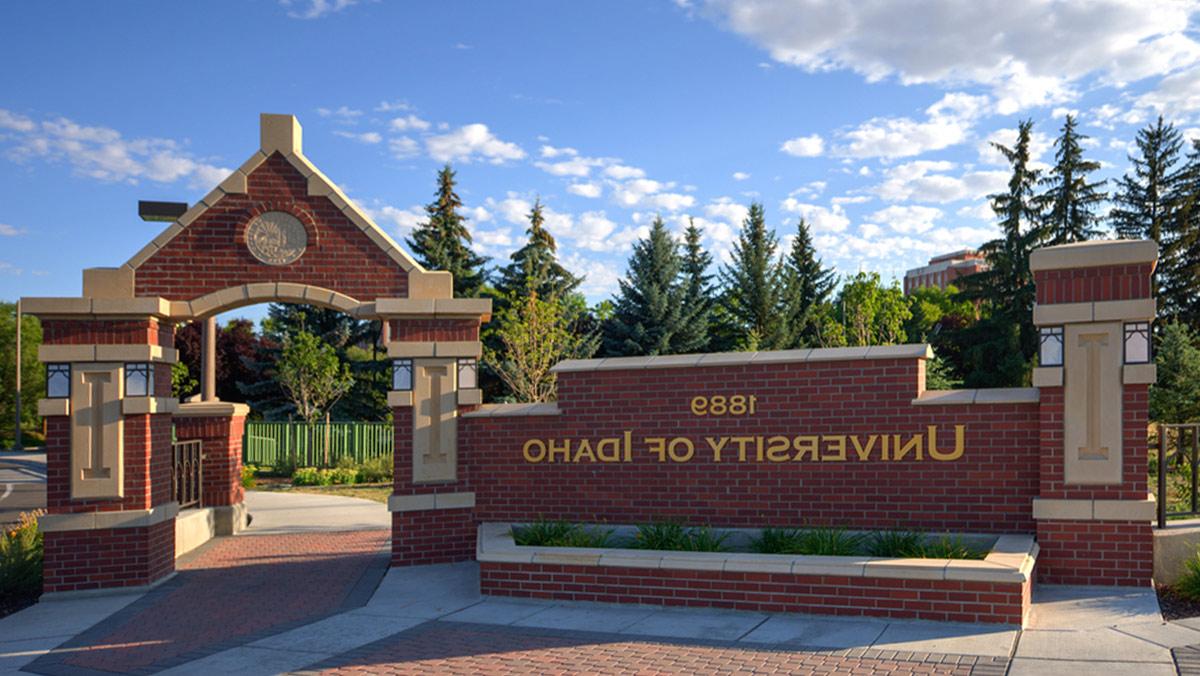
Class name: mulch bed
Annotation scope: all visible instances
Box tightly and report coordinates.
[0,592,39,620]
[1158,584,1200,620]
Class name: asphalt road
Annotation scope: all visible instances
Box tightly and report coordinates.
[0,451,46,526]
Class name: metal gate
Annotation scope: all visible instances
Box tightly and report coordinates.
[1157,422,1200,527]
[173,439,203,509]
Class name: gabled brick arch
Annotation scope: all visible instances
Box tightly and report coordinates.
[21,113,491,595]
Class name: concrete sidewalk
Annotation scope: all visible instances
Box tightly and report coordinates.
[0,451,45,526]
[241,489,390,535]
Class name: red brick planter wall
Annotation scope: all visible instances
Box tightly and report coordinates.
[480,561,1029,625]
[43,520,175,593]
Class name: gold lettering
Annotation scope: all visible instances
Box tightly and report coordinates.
[574,439,596,463]
[668,437,695,462]
[597,438,621,462]
[881,434,890,460]
[928,424,966,461]
[707,436,729,461]
[792,436,819,461]
[765,436,790,462]
[822,435,847,461]
[731,436,755,462]
[548,438,571,463]
[623,430,633,461]
[851,435,877,461]
[523,439,547,463]
[893,434,923,461]
[646,437,667,462]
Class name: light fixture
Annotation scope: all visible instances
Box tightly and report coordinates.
[1039,326,1064,367]
[392,359,413,391]
[46,363,70,398]
[457,358,478,389]
[1124,322,1151,364]
[124,362,153,397]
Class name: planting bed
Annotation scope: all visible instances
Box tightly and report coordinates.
[477,523,1038,626]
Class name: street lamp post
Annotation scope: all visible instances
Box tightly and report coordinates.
[13,299,22,451]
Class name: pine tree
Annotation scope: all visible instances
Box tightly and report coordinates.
[603,217,688,356]
[1167,140,1200,325]
[671,218,716,353]
[1112,116,1184,244]
[779,218,836,348]
[495,198,581,300]
[719,203,785,349]
[405,164,488,298]
[1042,115,1106,244]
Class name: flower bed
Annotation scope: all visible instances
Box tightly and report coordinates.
[477,523,1038,626]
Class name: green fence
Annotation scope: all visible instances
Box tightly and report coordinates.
[243,421,393,468]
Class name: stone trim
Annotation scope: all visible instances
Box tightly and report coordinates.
[39,502,180,532]
[1124,363,1157,385]
[388,491,476,512]
[550,344,933,374]
[387,390,413,408]
[38,398,69,417]
[476,523,1036,584]
[82,267,135,299]
[458,388,482,406]
[911,388,1040,406]
[175,282,366,320]
[373,297,493,319]
[1032,367,1063,387]
[21,296,172,319]
[387,340,482,359]
[1029,239,1158,272]
[1033,298,1156,324]
[1031,496,1157,521]
[462,402,561,418]
[174,401,251,418]
[37,344,178,364]
[122,396,180,415]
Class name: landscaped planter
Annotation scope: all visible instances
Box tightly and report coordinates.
[477,523,1038,626]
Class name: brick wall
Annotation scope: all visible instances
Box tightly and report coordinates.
[41,318,172,348]
[43,519,175,593]
[134,153,406,302]
[1034,263,1154,304]
[392,509,475,566]
[1035,520,1153,585]
[174,415,247,507]
[389,318,481,342]
[459,358,1040,533]
[480,562,1028,625]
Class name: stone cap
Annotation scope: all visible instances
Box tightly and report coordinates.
[551,344,933,374]
[912,388,1040,406]
[462,402,561,418]
[1030,239,1157,272]
[21,296,172,319]
[174,401,251,418]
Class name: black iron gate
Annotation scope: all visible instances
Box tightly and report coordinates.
[1157,422,1200,527]
[173,439,203,509]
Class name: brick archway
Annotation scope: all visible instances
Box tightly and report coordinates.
[22,114,490,594]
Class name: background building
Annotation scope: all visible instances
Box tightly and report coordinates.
[903,250,989,294]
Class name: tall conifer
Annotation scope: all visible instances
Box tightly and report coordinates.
[1042,115,1106,244]
[779,218,836,348]
[495,198,581,300]
[406,164,488,298]
[603,217,687,356]
[672,219,717,354]
[719,202,784,349]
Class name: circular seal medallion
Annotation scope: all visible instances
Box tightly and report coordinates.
[246,211,307,266]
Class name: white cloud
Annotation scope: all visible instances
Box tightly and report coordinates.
[1135,67,1200,121]
[977,127,1055,166]
[732,171,751,181]
[956,201,995,221]
[836,92,987,159]
[333,130,382,144]
[425,124,526,164]
[365,204,425,234]
[696,0,1200,113]
[535,155,604,177]
[779,199,850,233]
[316,105,362,120]
[540,145,578,158]
[780,133,825,157]
[0,261,21,275]
[390,115,431,132]
[375,100,412,113]
[0,223,24,236]
[282,0,358,19]
[567,182,602,198]
[469,206,493,223]
[867,204,942,234]
[389,136,420,159]
[0,110,35,132]
[603,164,645,180]
[872,160,1008,203]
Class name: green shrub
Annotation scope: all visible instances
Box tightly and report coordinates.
[685,526,731,552]
[632,523,730,552]
[356,454,394,483]
[752,528,806,554]
[328,467,359,485]
[867,530,925,558]
[1176,550,1200,600]
[1,512,43,599]
[241,464,258,489]
[797,527,864,556]
[916,535,987,560]
[291,467,329,486]
[512,521,612,548]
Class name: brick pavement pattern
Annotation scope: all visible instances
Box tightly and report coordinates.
[27,530,389,676]
[307,621,1009,676]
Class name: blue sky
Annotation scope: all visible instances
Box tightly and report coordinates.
[3,0,1199,315]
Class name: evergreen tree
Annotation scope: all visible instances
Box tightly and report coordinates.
[957,119,1043,385]
[672,218,717,353]
[1150,321,1200,423]
[495,198,581,299]
[1112,116,1184,244]
[719,203,785,349]
[405,164,488,298]
[1042,115,1106,244]
[603,217,688,356]
[779,218,836,348]
[1167,140,1200,325]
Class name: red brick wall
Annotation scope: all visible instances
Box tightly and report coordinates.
[41,318,172,348]
[1035,520,1153,585]
[392,508,475,566]
[459,358,1040,533]
[480,562,1027,625]
[134,153,406,302]
[44,413,172,514]
[390,319,481,342]
[1034,263,1153,304]
[43,519,175,593]
[174,415,247,507]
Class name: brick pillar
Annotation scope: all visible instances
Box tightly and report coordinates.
[174,402,250,535]
[33,315,178,594]
[1030,240,1158,586]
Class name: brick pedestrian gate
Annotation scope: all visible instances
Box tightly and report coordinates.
[23,114,490,593]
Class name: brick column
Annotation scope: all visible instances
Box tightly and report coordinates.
[174,402,250,535]
[32,314,179,594]
[1030,240,1158,585]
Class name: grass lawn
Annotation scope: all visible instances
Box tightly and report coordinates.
[253,482,391,504]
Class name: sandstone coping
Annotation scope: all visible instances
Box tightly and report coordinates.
[1031,495,1157,522]
[387,340,482,359]
[911,388,1040,406]
[122,397,180,415]
[1029,238,1158,272]
[40,502,180,533]
[1032,298,1156,324]
[174,401,251,418]
[21,296,172,319]
[37,398,69,417]
[476,523,1037,584]
[462,402,562,418]
[388,491,476,513]
[37,344,178,364]
[550,344,933,374]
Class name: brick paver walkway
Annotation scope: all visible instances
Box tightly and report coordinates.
[305,621,1010,676]
[25,529,389,676]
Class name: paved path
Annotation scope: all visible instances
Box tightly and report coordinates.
[242,490,390,535]
[0,451,45,526]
